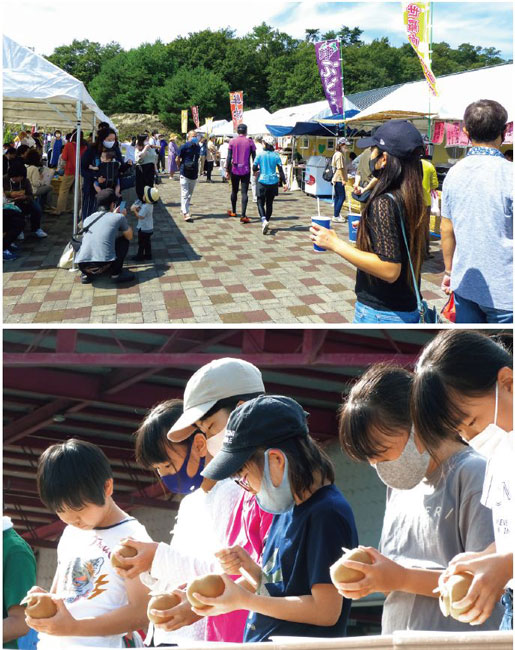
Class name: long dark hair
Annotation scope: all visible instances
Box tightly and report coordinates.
[357,147,426,289]
[134,399,188,470]
[339,363,413,462]
[412,330,512,453]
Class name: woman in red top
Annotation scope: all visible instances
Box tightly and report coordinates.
[55,131,87,216]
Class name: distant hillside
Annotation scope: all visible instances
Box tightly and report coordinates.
[110,113,172,140]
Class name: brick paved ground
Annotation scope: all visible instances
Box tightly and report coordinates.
[3,173,448,323]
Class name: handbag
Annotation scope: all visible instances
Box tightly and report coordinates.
[57,242,74,269]
[322,158,334,182]
[119,167,135,190]
[69,211,106,253]
[387,193,441,324]
[441,292,456,323]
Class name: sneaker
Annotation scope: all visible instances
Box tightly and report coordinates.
[332,216,344,223]
[227,210,237,217]
[183,213,192,222]
[240,216,251,224]
[252,198,258,203]
[262,220,269,235]
[80,273,92,284]
[111,269,135,283]
[3,249,18,261]
[17,232,25,241]
[10,242,19,250]
[34,228,48,238]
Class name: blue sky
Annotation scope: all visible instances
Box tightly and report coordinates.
[9,1,513,60]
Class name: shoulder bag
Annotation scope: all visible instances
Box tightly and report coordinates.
[386,193,440,324]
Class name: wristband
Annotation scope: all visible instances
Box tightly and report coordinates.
[444,270,452,276]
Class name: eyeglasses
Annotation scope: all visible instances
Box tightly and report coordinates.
[233,475,252,492]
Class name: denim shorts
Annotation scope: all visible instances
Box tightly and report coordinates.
[354,301,420,324]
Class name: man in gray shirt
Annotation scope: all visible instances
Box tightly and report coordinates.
[75,188,134,284]
[441,99,513,323]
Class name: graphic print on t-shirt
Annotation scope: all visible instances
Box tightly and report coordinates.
[259,547,282,593]
[62,556,108,603]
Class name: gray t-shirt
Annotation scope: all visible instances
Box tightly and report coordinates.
[379,447,503,633]
[74,209,129,264]
[441,150,513,310]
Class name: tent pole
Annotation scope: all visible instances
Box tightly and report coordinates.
[428,1,433,138]
[73,100,82,254]
[339,38,346,138]
[92,115,96,143]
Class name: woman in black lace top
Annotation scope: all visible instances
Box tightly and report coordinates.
[310,120,427,323]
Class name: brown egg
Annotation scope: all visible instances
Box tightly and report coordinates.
[186,574,225,610]
[439,572,474,620]
[110,543,138,569]
[21,593,57,619]
[330,548,373,585]
[147,593,181,624]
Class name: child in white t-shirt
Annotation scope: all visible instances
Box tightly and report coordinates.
[24,439,152,649]
[130,185,159,261]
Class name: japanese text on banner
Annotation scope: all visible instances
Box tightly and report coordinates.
[314,40,344,115]
[402,2,438,96]
[181,109,188,134]
[191,106,200,129]
[230,91,244,131]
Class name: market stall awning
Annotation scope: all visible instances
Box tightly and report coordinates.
[3,34,114,130]
[266,121,339,137]
[347,63,513,123]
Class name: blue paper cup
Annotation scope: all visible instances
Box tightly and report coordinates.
[311,217,331,252]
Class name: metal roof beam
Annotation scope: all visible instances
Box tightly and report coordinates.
[4,351,419,368]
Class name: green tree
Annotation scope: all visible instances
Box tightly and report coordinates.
[157,67,230,131]
[46,39,122,86]
[89,41,175,114]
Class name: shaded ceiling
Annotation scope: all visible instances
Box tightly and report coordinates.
[5,328,508,549]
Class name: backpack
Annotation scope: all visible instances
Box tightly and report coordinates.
[322,157,333,182]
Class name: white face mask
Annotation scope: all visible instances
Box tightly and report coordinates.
[373,430,430,490]
[467,383,507,459]
[103,140,115,149]
[206,429,225,457]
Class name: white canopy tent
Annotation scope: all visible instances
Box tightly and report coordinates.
[267,97,360,128]
[215,108,273,136]
[346,64,513,123]
[3,34,115,239]
[197,119,229,135]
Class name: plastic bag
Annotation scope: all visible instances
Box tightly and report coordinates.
[57,242,74,269]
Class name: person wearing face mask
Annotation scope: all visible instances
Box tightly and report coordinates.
[190,395,358,643]
[133,135,158,203]
[112,399,242,647]
[48,130,63,168]
[310,120,428,323]
[412,329,513,630]
[81,128,125,218]
[338,363,502,634]
[167,358,272,643]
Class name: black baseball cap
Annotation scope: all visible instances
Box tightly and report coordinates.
[201,395,309,481]
[237,123,248,134]
[357,120,424,158]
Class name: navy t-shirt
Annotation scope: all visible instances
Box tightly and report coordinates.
[244,484,358,642]
[178,141,200,180]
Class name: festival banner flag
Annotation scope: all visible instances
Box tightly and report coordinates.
[431,121,445,144]
[503,122,513,144]
[314,40,344,115]
[229,91,244,130]
[205,117,213,135]
[445,121,462,146]
[457,124,470,146]
[181,110,188,134]
[191,106,200,129]
[402,2,438,96]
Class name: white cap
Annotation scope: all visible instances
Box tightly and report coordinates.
[167,358,264,441]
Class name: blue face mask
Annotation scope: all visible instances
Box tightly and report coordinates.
[161,438,206,494]
[256,450,295,515]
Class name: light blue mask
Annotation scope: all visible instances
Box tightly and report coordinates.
[256,450,295,514]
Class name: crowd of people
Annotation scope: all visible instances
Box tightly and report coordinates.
[3,98,512,323]
[4,330,511,649]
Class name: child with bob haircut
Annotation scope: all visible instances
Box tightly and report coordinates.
[26,439,151,649]
[337,363,502,633]
[190,394,358,643]
[412,330,513,630]
[113,398,242,646]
